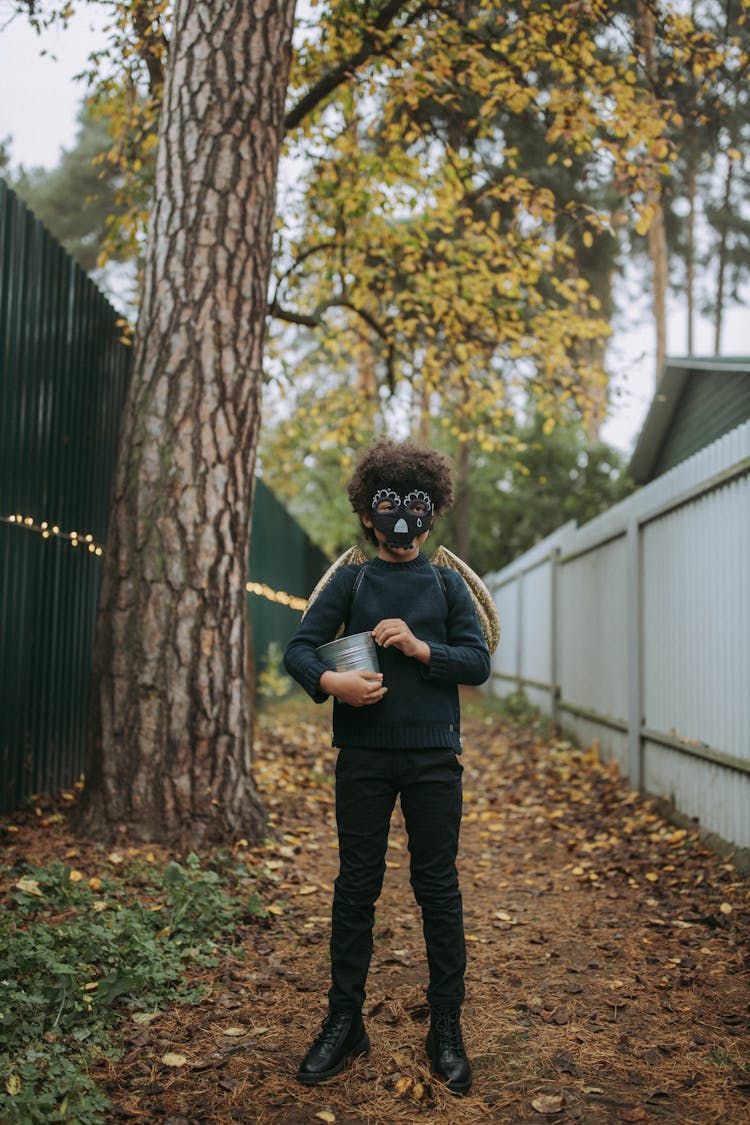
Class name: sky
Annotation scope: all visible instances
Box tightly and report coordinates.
[1,6,747,457]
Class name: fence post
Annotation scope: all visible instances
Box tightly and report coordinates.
[627,519,643,790]
[515,572,523,693]
[550,547,560,728]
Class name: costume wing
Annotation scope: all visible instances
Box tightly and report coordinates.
[301,545,368,622]
[431,544,500,654]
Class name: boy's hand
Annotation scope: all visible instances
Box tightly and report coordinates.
[372,619,431,665]
[319,669,387,707]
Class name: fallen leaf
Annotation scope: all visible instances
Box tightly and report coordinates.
[620,1108,650,1122]
[15,877,42,896]
[5,1073,21,1096]
[221,1026,246,1037]
[68,869,84,883]
[162,1053,188,1067]
[395,1076,413,1094]
[296,885,318,895]
[531,1093,565,1114]
[315,1113,336,1123]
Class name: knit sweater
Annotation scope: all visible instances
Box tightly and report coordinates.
[283,552,491,752]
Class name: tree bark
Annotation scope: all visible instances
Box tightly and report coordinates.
[686,161,696,354]
[636,0,668,384]
[78,0,296,847]
[713,155,734,355]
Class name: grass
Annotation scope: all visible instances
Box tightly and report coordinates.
[0,851,269,1123]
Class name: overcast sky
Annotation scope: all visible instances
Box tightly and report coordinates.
[1,6,746,454]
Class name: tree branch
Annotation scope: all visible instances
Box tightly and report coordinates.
[284,0,429,133]
[268,296,397,391]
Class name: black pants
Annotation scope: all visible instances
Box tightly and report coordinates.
[328,746,466,1014]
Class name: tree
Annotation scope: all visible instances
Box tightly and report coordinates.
[77,0,297,846]
[7,101,135,306]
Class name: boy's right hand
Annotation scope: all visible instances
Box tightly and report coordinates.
[319,670,387,707]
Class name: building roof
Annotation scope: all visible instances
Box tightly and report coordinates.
[628,356,750,484]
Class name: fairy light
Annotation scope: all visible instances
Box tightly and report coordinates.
[3,513,104,556]
[4,513,307,611]
[245,580,307,612]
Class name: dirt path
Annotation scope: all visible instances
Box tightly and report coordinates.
[44,696,750,1121]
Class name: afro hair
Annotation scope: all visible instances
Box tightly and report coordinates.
[347,437,455,544]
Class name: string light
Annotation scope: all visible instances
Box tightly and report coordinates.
[3,513,308,612]
[3,513,103,555]
[245,581,307,612]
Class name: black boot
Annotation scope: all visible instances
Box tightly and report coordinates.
[296,1010,370,1085]
[426,1007,472,1095]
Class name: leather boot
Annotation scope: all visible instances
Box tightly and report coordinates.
[426,1007,472,1095]
[296,1009,370,1085]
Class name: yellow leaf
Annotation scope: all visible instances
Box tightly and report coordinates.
[395,1076,413,1094]
[316,1113,336,1123]
[15,877,43,897]
[296,885,319,895]
[267,903,284,915]
[162,1053,188,1067]
[582,230,593,248]
[719,902,732,915]
[645,872,659,882]
[5,1073,21,1096]
[69,869,84,883]
[88,877,103,891]
[108,852,124,865]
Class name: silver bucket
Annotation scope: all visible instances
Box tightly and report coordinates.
[316,631,379,673]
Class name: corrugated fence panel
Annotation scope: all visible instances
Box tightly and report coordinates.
[642,476,749,757]
[484,419,750,851]
[519,559,554,713]
[0,181,131,814]
[558,536,629,722]
[1,181,329,813]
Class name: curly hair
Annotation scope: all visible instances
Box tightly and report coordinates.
[347,438,455,543]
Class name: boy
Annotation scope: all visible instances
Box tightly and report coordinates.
[283,437,491,1094]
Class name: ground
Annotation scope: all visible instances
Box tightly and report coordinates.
[4,691,750,1123]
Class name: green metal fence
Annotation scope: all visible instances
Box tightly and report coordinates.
[0,181,329,814]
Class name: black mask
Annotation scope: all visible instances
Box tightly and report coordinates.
[370,487,434,549]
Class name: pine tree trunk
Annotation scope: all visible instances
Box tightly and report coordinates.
[686,162,696,354]
[713,156,734,354]
[454,439,472,566]
[78,0,296,847]
[636,0,668,384]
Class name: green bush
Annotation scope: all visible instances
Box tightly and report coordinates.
[0,853,266,1123]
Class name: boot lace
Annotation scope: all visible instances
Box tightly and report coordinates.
[314,1011,352,1050]
[434,1009,464,1053]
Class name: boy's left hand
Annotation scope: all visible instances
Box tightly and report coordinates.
[372,619,431,665]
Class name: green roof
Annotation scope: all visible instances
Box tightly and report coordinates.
[628,356,750,484]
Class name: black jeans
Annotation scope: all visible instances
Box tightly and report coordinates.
[328,746,466,1014]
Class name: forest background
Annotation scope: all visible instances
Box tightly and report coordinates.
[2,0,748,575]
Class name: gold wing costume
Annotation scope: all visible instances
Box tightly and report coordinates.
[302,544,500,654]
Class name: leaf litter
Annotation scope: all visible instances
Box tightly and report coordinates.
[2,689,748,1123]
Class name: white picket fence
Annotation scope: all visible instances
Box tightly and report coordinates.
[484,421,750,853]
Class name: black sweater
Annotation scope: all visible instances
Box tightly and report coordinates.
[283,552,491,752]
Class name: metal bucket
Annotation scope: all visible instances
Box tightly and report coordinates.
[316,631,379,673]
